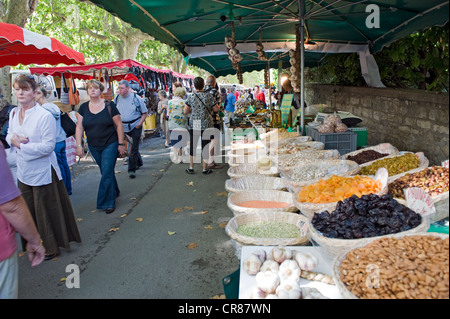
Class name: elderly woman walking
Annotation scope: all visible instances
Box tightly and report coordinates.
[6,75,81,260]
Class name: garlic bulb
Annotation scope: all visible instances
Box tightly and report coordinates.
[234,54,243,62]
[243,253,262,275]
[289,57,297,65]
[290,66,297,74]
[249,287,266,299]
[226,41,235,49]
[271,247,293,264]
[278,259,301,282]
[294,251,319,271]
[289,49,296,58]
[229,48,237,56]
[260,260,279,274]
[276,280,302,299]
[256,271,280,294]
[252,250,267,263]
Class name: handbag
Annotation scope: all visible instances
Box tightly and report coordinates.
[105,101,128,158]
[60,74,70,105]
[60,111,76,137]
[69,74,80,106]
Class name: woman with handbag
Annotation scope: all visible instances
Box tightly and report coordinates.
[6,75,81,260]
[75,79,127,214]
[184,77,219,175]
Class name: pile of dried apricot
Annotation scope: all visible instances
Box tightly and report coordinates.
[298,175,382,203]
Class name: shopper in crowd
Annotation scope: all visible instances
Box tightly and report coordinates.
[167,86,188,164]
[157,90,170,148]
[184,77,219,175]
[35,85,72,195]
[75,79,127,214]
[225,88,236,120]
[254,85,266,107]
[245,88,254,100]
[234,88,240,100]
[204,75,222,169]
[115,80,148,179]
[0,84,17,182]
[6,75,81,260]
[220,87,227,107]
[0,144,45,299]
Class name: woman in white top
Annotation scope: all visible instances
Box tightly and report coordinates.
[6,75,81,260]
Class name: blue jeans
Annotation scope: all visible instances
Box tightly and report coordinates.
[54,140,72,195]
[88,141,120,210]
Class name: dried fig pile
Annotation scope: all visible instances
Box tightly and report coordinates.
[317,114,348,133]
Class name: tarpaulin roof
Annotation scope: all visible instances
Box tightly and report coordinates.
[87,0,448,76]
[0,21,85,67]
[30,59,179,81]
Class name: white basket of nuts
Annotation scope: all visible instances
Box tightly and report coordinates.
[388,165,449,223]
[332,232,449,299]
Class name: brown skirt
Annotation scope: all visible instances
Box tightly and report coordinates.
[18,168,81,255]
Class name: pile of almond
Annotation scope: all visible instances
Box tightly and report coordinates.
[339,235,449,299]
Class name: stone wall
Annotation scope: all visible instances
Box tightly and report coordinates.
[304,84,449,165]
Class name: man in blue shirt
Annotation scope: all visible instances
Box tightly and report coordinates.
[115,80,148,179]
[225,88,236,120]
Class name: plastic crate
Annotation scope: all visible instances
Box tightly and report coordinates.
[306,126,357,155]
[348,127,367,148]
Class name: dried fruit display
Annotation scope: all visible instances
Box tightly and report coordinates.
[311,193,422,239]
[298,175,382,204]
[389,166,449,199]
[360,153,419,176]
[347,149,389,165]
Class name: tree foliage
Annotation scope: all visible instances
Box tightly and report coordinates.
[306,23,449,92]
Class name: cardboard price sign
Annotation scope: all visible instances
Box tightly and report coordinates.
[442,159,449,168]
[404,187,436,217]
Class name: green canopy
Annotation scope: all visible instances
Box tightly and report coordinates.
[189,50,325,77]
[88,0,448,131]
[89,0,449,75]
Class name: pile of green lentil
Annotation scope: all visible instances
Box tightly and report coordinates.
[236,221,302,238]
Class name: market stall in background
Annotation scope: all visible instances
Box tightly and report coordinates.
[30,59,194,133]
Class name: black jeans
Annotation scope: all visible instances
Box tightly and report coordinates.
[127,126,143,173]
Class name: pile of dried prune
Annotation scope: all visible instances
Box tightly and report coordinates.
[311,193,422,239]
[346,150,389,165]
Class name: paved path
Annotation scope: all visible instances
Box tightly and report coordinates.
[17,134,240,299]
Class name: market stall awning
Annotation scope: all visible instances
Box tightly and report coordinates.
[88,0,449,73]
[30,59,170,81]
[0,22,85,67]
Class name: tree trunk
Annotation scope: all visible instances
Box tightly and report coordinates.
[0,0,39,103]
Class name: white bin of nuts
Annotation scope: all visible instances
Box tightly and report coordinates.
[332,232,449,299]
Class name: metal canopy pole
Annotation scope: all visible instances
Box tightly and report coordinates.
[299,0,305,135]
